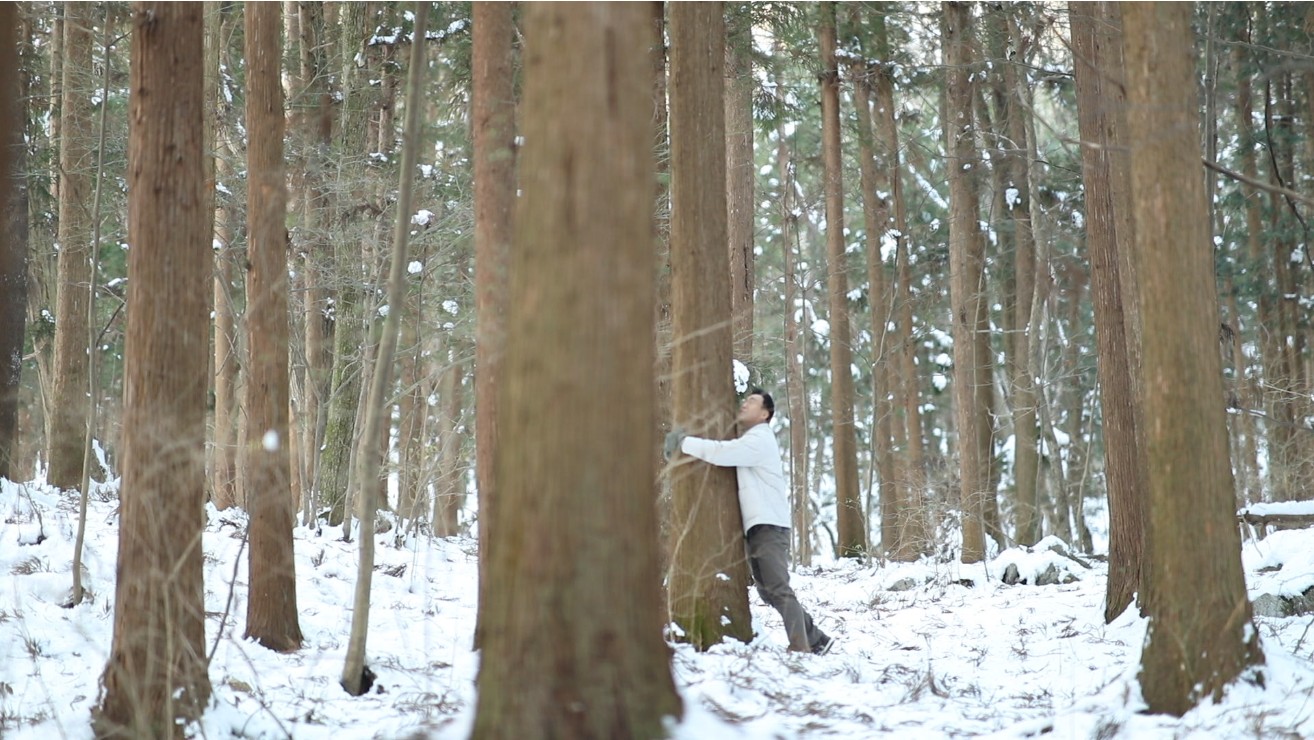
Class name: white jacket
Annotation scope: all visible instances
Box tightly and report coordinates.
[680,423,792,534]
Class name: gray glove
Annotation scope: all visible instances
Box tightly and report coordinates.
[663,428,687,460]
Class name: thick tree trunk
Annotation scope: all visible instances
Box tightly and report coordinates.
[471,0,516,649]
[942,1,989,563]
[666,0,754,648]
[819,2,867,558]
[1123,1,1265,715]
[471,5,682,735]
[47,1,94,491]
[725,10,754,362]
[1070,0,1147,623]
[0,3,26,481]
[96,5,212,733]
[242,1,303,653]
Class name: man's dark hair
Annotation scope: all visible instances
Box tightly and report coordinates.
[749,387,775,421]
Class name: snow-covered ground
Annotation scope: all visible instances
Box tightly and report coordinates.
[3,476,1314,739]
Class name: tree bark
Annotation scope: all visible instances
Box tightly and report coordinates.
[18,4,58,482]
[667,0,754,648]
[212,159,240,510]
[775,55,811,566]
[867,10,928,561]
[318,2,372,526]
[47,1,94,491]
[1233,16,1275,505]
[0,1,26,481]
[396,250,429,529]
[471,5,682,736]
[1263,65,1304,500]
[433,353,465,536]
[1123,1,1265,715]
[819,2,867,558]
[471,0,516,649]
[651,1,676,572]
[1070,0,1147,623]
[725,8,754,362]
[295,0,335,522]
[96,5,212,733]
[211,2,240,511]
[242,0,303,653]
[989,6,1041,546]
[942,1,990,563]
[852,64,899,560]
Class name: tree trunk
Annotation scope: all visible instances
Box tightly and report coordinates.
[1070,0,1147,623]
[14,4,53,481]
[0,2,26,481]
[203,0,219,501]
[66,4,117,608]
[396,266,428,528]
[211,2,240,511]
[867,11,928,561]
[47,1,94,492]
[775,56,811,567]
[471,0,516,650]
[1058,273,1088,544]
[852,65,898,560]
[1123,1,1266,716]
[651,1,676,573]
[819,2,866,558]
[96,5,212,733]
[212,149,240,510]
[1232,23,1268,507]
[942,1,989,563]
[295,0,335,523]
[471,5,682,736]
[241,0,303,653]
[1265,71,1303,501]
[997,7,1041,546]
[318,2,372,526]
[667,0,754,649]
[433,353,465,537]
[725,9,754,362]
[1238,62,1280,503]
[341,4,428,695]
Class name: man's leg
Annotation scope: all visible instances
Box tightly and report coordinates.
[746,525,827,652]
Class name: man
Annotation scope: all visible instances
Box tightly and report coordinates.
[665,388,833,655]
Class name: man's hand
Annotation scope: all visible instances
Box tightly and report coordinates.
[663,428,687,460]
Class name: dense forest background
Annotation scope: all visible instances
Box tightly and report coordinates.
[0,1,1308,734]
[6,1,1311,558]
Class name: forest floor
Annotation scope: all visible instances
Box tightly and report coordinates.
[3,476,1314,739]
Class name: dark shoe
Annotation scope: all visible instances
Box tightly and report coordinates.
[812,636,834,655]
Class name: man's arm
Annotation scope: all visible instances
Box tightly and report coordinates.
[680,428,772,468]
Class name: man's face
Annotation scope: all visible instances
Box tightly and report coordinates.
[737,393,770,428]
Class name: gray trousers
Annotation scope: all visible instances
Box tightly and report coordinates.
[746,524,827,652]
